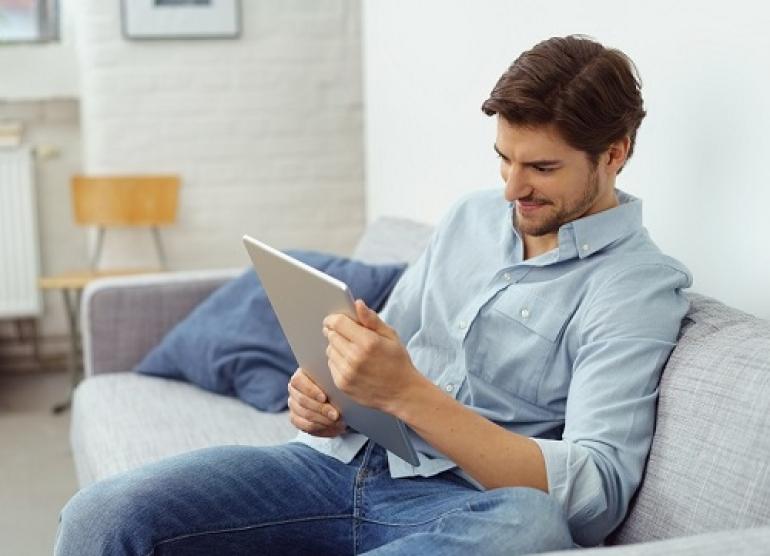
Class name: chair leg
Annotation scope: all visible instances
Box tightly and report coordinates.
[52,288,83,414]
[10,318,41,368]
[14,319,25,342]
[151,226,168,270]
[90,226,105,271]
[30,319,41,364]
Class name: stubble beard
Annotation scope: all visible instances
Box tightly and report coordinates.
[515,169,601,237]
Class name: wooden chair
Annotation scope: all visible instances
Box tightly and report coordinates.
[38,174,180,412]
[71,175,180,270]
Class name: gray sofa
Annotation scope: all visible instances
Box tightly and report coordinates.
[71,218,770,554]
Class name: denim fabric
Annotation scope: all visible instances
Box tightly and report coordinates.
[55,442,573,555]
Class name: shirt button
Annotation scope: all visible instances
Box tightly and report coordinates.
[458,320,467,330]
[503,272,512,281]
[520,308,531,319]
[445,383,455,393]
[581,244,590,252]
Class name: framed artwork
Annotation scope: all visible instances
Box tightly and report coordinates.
[121,0,241,40]
[0,0,59,43]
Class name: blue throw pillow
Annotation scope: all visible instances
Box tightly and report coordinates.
[134,251,406,412]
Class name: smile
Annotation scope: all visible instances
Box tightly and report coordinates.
[517,201,548,214]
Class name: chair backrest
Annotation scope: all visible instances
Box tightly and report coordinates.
[72,175,179,227]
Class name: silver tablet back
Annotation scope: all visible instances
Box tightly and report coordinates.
[242,235,420,466]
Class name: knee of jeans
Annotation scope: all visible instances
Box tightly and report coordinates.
[56,476,151,555]
[475,487,573,550]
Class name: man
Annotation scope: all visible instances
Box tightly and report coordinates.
[56,35,691,555]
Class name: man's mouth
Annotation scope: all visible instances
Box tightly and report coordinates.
[517,200,549,214]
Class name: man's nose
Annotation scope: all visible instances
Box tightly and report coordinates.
[504,167,532,202]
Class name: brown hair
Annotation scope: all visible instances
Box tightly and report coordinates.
[481,35,646,173]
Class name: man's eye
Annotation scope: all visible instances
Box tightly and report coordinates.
[534,166,554,173]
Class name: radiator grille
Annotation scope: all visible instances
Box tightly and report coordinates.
[0,146,41,319]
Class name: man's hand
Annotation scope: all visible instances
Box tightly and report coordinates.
[323,299,426,415]
[287,368,346,438]
[324,300,548,493]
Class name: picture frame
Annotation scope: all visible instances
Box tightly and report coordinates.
[121,0,241,40]
[0,0,59,44]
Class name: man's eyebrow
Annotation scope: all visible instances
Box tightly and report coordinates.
[526,159,562,167]
[493,144,562,166]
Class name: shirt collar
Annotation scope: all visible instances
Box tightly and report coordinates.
[569,188,642,259]
[508,188,643,263]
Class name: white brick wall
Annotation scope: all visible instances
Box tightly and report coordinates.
[75,0,365,271]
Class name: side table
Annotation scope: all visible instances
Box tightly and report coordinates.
[39,269,161,413]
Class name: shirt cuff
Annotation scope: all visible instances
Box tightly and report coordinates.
[532,437,608,543]
[292,431,369,464]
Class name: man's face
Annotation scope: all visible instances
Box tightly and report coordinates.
[495,118,616,238]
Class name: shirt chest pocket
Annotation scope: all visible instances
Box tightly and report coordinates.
[467,289,570,403]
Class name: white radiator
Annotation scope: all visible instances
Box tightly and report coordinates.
[0,146,41,319]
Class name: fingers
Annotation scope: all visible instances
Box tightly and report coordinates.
[325,304,397,344]
[324,326,358,364]
[354,299,380,331]
[287,382,339,425]
[323,312,374,345]
[327,354,353,394]
[289,410,346,438]
[288,368,343,437]
[288,394,345,438]
[291,368,327,403]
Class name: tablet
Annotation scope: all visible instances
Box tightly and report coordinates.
[242,235,420,466]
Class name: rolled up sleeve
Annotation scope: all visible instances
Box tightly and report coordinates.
[533,263,691,547]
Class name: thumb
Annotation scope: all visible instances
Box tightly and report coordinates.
[355,299,393,337]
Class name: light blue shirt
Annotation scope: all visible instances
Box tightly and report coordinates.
[295,188,692,546]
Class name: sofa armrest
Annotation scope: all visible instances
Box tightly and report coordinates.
[540,526,770,555]
[81,268,243,377]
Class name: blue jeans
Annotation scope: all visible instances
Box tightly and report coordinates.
[55,441,573,555]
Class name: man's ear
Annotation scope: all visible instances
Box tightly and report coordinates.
[605,136,631,175]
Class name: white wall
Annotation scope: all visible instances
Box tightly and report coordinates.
[75,0,365,270]
[0,99,86,340]
[363,0,770,320]
[0,0,84,340]
[0,3,79,99]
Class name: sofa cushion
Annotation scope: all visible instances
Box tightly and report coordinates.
[610,292,770,543]
[134,252,405,412]
[352,217,434,265]
[71,373,296,486]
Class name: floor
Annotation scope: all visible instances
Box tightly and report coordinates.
[0,364,79,556]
